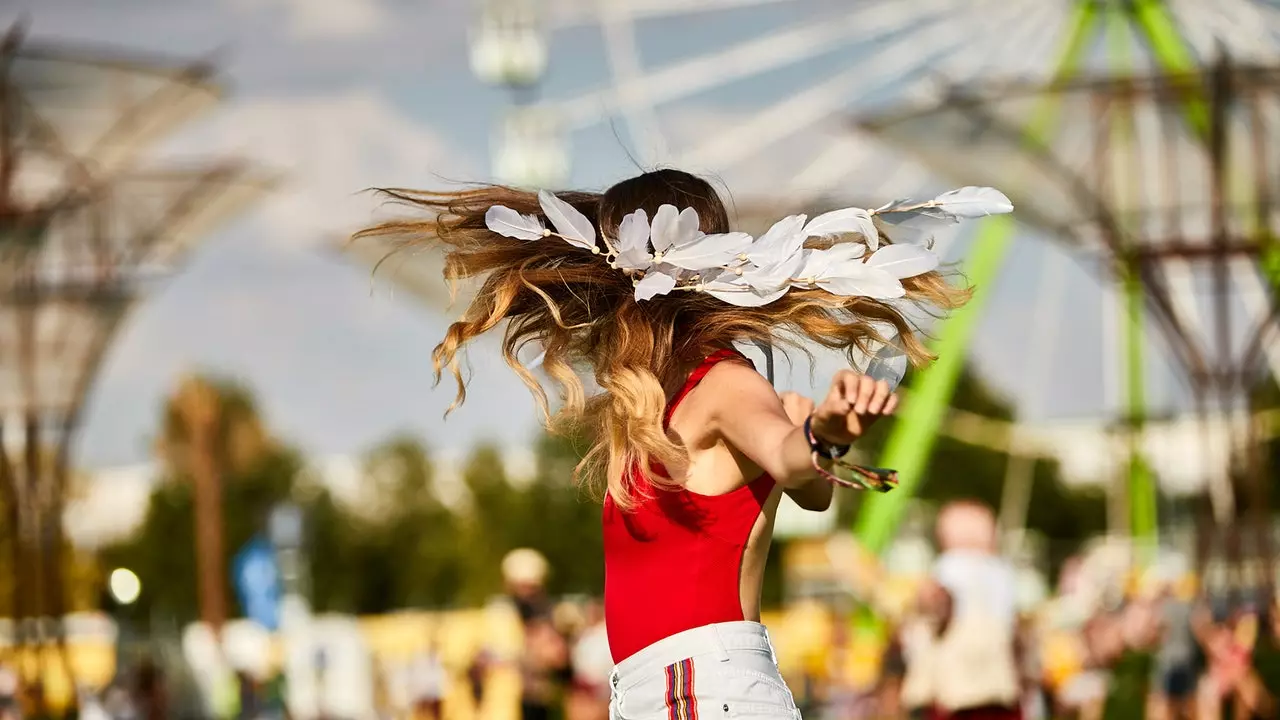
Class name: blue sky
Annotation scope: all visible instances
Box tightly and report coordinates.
[7,0,1193,469]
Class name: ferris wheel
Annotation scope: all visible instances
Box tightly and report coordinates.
[446,0,1280,562]
[472,0,1280,199]
[475,0,1057,199]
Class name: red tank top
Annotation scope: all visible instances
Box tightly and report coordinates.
[602,349,777,662]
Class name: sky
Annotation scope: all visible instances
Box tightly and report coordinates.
[6,0,1201,471]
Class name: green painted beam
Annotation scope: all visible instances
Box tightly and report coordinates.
[1105,0,1159,544]
[853,217,1014,553]
[1125,265,1158,541]
[1130,0,1210,136]
[853,1,1101,553]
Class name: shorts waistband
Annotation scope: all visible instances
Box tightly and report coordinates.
[611,622,775,691]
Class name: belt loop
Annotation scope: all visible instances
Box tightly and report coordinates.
[762,626,778,666]
[711,624,731,662]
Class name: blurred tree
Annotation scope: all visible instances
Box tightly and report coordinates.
[301,485,364,613]
[328,434,464,613]
[517,431,604,596]
[458,444,520,605]
[103,375,303,623]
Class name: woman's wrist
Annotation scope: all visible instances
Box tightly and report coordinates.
[803,414,850,459]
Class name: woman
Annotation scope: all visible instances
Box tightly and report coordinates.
[358,169,1009,719]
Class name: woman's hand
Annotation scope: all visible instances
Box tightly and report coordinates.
[811,370,898,445]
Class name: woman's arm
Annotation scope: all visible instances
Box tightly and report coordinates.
[778,391,833,511]
[699,361,896,490]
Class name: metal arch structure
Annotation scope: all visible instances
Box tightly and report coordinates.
[353,0,1280,571]
[853,0,1280,584]
[0,23,273,663]
[508,1,1280,549]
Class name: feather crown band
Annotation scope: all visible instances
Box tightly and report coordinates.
[483,187,1013,307]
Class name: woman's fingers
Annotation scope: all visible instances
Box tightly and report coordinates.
[883,392,900,416]
[867,379,891,415]
[828,371,856,414]
[814,372,899,442]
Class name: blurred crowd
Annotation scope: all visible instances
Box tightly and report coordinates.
[4,503,1280,720]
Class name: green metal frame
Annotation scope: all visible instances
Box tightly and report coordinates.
[851,0,1213,552]
[1107,1,1159,545]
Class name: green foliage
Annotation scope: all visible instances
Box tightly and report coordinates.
[105,365,1108,617]
[101,442,305,623]
[314,434,464,613]
[517,432,604,596]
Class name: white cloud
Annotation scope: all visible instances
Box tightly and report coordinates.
[230,0,389,40]
[162,90,476,248]
[64,464,158,548]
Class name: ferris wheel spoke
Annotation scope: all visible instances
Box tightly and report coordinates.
[901,0,1052,104]
[981,1,1071,82]
[552,0,800,28]
[784,0,1046,202]
[1172,0,1259,59]
[599,0,668,163]
[789,136,878,191]
[1235,0,1280,43]
[674,0,1010,172]
[787,133,933,206]
[1181,0,1280,61]
[552,0,964,130]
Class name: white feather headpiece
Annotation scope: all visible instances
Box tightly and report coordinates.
[483,186,1013,307]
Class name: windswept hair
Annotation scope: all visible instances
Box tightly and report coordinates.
[355,169,969,509]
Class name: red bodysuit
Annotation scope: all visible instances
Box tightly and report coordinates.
[602,349,777,662]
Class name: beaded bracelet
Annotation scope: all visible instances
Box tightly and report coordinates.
[803,416,899,493]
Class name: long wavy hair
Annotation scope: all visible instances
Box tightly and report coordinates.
[356,169,969,508]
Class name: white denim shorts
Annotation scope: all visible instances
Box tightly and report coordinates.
[608,621,802,720]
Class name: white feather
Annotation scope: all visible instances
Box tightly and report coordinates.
[746,214,807,267]
[703,280,789,307]
[796,244,865,282]
[651,205,702,253]
[864,243,939,279]
[815,265,905,299]
[485,205,545,241]
[803,208,880,249]
[662,232,753,271]
[634,268,679,301]
[875,186,1014,225]
[929,186,1014,218]
[742,248,806,292]
[615,209,653,270]
[537,190,597,250]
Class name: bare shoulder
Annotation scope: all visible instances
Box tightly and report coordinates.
[698,357,772,394]
[681,357,778,422]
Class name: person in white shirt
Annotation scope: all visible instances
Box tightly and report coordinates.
[902,501,1023,720]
